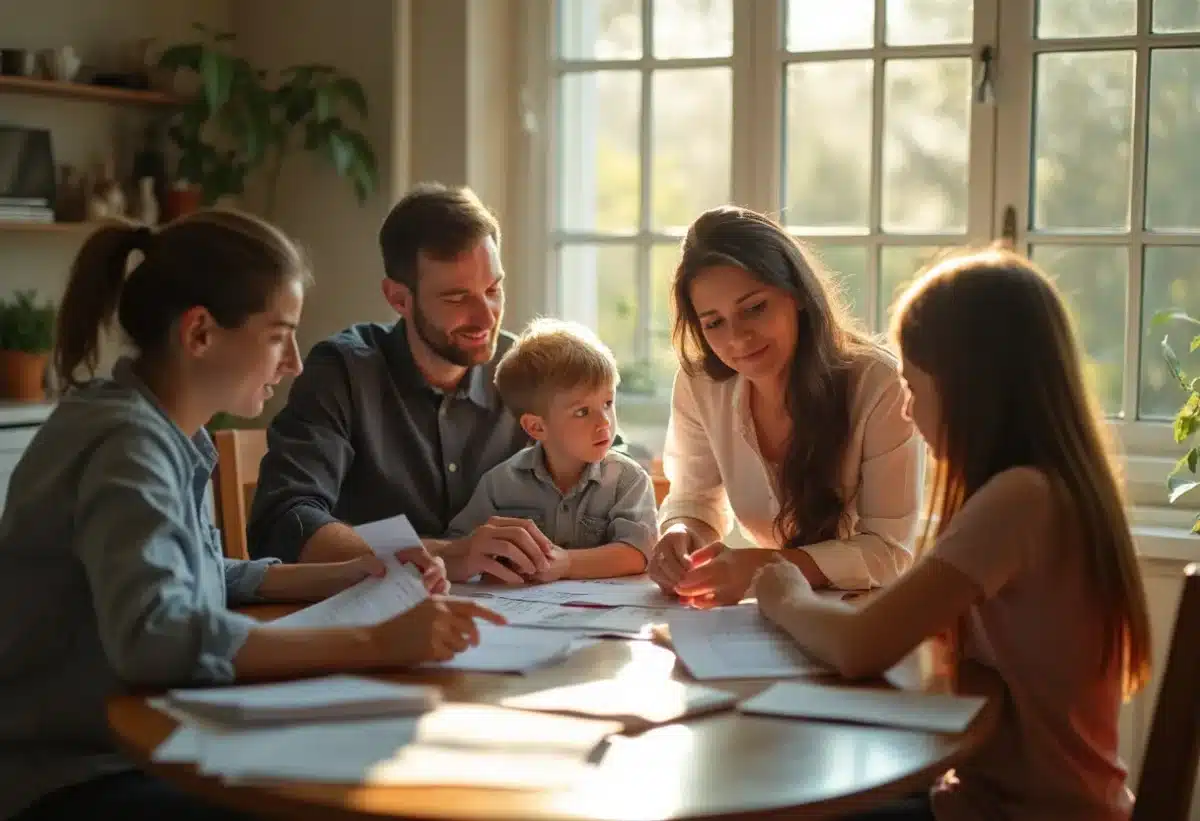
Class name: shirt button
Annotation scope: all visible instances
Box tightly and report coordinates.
[448,463,458,473]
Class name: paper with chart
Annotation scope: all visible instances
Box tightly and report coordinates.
[155,703,621,789]
[739,681,986,733]
[473,576,690,609]
[454,593,674,638]
[667,603,832,680]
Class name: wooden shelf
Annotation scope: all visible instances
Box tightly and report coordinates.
[0,75,178,106]
[0,220,99,234]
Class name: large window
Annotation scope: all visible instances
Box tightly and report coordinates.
[535,0,1200,464]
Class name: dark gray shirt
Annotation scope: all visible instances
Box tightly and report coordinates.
[248,320,533,561]
[0,359,277,820]
[446,443,658,556]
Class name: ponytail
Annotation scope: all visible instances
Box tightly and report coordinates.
[54,220,149,391]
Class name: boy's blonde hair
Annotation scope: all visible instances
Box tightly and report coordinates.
[495,318,619,417]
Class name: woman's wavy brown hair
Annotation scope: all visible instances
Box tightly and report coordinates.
[891,247,1150,698]
[671,205,877,548]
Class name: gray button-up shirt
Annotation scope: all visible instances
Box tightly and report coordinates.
[248,320,535,561]
[0,359,277,819]
[446,443,659,556]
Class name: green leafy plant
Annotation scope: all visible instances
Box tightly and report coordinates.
[157,23,379,214]
[0,291,56,354]
[617,360,657,396]
[1152,309,1200,533]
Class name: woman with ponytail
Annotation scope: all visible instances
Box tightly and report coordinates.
[0,212,503,821]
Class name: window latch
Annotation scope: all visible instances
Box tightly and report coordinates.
[976,45,996,104]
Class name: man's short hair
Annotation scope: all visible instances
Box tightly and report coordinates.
[494,318,620,417]
[378,182,501,290]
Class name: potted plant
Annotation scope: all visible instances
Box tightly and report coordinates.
[156,24,379,218]
[1153,310,1200,533]
[0,291,56,402]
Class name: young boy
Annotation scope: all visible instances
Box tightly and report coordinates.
[445,318,658,582]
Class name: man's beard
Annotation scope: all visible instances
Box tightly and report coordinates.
[411,301,497,367]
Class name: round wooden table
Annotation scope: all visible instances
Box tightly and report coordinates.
[108,605,1004,821]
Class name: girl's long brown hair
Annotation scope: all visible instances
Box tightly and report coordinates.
[891,247,1151,698]
[672,206,878,548]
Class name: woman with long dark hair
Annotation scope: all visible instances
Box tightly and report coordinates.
[648,205,922,603]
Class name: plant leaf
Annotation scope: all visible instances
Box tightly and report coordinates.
[157,43,203,72]
[328,130,354,176]
[200,48,233,113]
[1174,393,1200,444]
[1168,474,1200,504]
[1193,513,1200,534]
[315,85,333,122]
[1191,334,1200,353]
[1161,336,1189,391]
[333,77,368,118]
[1151,310,1200,329]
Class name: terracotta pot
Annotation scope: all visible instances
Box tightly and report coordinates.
[164,185,202,221]
[0,351,47,401]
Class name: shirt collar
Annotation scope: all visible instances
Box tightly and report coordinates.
[388,319,496,410]
[111,357,216,471]
[517,442,604,494]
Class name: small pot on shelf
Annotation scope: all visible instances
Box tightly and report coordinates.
[164,181,202,221]
[0,351,48,402]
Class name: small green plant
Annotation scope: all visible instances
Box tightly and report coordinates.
[1152,309,1200,533]
[617,360,657,396]
[157,23,379,214]
[0,291,56,354]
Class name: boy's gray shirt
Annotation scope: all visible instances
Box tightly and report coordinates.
[446,443,658,556]
[0,359,277,820]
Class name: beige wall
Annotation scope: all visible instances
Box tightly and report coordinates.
[0,0,232,372]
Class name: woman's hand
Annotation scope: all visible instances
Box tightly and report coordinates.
[371,597,507,665]
[648,524,701,593]
[752,559,813,625]
[674,543,771,608]
[393,546,450,594]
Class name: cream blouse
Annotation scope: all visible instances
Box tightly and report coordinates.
[657,349,923,590]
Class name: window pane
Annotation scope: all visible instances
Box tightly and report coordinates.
[653,0,732,58]
[885,0,973,46]
[783,60,873,232]
[558,72,641,233]
[882,58,972,234]
[787,0,874,51]
[651,68,732,232]
[1030,245,1126,416]
[880,246,951,328]
[1037,0,1136,38]
[1139,247,1200,420]
[558,244,640,369]
[1032,52,1135,232]
[557,0,642,60]
[806,242,870,325]
[1145,49,1200,233]
[1153,0,1200,33]
[650,244,684,390]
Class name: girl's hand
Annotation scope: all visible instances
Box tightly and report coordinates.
[371,597,507,665]
[674,543,767,609]
[647,525,701,594]
[752,559,813,625]
[392,546,450,594]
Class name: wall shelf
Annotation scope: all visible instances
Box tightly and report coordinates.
[0,75,178,106]
[0,221,99,234]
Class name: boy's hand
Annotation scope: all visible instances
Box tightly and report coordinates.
[529,546,571,584]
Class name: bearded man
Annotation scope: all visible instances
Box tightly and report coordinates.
[249,183,574,585]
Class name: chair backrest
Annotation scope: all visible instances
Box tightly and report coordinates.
[1132,562,1200,821]
[211,428,268,561]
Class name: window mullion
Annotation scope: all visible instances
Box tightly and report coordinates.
[867,0,886,329]
[1125,0,1153,420]
[637,0,654,365]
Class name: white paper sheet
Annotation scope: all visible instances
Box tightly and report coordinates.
[165,675,440,723]
[472,576,689,609]
[354,514,423,555]
[738,681,987,733]
[156,703,620,789]
[269,557,428,630]
[456,595,671,637]
[425,623,578,673]
[667,603,832,680]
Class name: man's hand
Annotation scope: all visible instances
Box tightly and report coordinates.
[437,517,555,584]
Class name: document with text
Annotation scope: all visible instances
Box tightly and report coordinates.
[667,603,832,680]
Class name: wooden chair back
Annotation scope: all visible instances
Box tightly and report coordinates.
[1132,562,1200,821]
[211,428,268,561]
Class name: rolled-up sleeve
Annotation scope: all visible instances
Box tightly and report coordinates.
[222,557,280,605]
[798,367,922,590]
[658,370,732,537]
[608,464,659,558]
[248,343,356,563]
[75,428,259,686]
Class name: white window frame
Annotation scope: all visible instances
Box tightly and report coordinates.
[512,0,1199,519]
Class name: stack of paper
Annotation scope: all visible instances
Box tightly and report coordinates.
[738,681,987,733]
[452,594,674,639]
[154,702,622,789]
[667,603,832,680]
[474,576,690,610]
[164,675,440,725]
[501,678,739,731]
